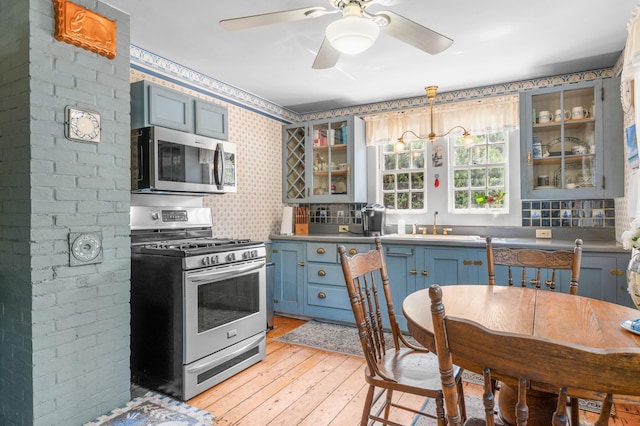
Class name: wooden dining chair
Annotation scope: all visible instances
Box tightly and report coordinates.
[486,236,583,294]
[428,283,640,426]
[338,237,466,426]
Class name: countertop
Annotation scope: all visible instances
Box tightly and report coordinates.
[268,233,627,253]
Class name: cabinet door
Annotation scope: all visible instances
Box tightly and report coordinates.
[272,242,304,315]
[194,100,228,139]
[520,79,623,200]
[148,84,194,132]
[283,124,308,203]
[418,247,484,289]
[578,252,629,306]
[307,116,367,203]
[383,245,417,331]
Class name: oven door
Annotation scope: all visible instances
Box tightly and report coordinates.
[183,258,266,364]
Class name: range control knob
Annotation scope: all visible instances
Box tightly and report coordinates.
[226,253,236,262]
[151,211,160,221]
[242,250,258,259]
[202,255,219,266]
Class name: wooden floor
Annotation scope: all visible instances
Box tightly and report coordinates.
[188,316,640,425]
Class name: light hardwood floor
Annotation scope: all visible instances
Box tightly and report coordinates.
[188,316,640,425]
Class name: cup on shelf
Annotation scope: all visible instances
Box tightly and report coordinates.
[537,175,549,187]
[571,145,587,154]
[538,110,553,123]
[554,109,571,121]
[565,183,576,189]
[571,106,590,119]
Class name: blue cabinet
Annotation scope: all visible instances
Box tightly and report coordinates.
[131,81,228,140]
[272,241,305,315]
[580,251,631,307]
[283,116,367,203]
[520,78,623,199]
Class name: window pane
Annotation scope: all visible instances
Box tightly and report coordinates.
[488,167,505,186]
[397,193,409,209]
[471,189,486,208]
[454,147,470,166]
[383,193,395,209]
[412,151,425,168]
[454,190,469,209]
[411,172,424,189]
[471,145,487,165]
[398,153,410,169]
[411,192,424,209]
[453,170,468,188]
[410,140,425,150]
[470,169,486,187]
[383,174,396,190]
[383,144,395,153]
[397,173,410,190]
[384,154,396,170]
[488,144,505,163]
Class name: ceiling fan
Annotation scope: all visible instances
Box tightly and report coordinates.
[219,0,453,69]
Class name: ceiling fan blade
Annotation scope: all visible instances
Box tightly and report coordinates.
[220,7,329,31]
[312,38,341,69]
[375,11,453,55]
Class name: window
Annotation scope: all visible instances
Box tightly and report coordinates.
[380,140,426,211]
[450,131,508,212]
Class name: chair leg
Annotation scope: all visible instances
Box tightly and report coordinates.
[457,379,467,422]
[435,395,447,426]
[361,385,376,426]
[384,389,394,420]
[569,397,579,426]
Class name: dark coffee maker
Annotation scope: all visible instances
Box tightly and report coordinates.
[362,204,385,236]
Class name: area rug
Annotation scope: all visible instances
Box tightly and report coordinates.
[411,395,502,426]
[276,320,610,416]
[84,391,214,426]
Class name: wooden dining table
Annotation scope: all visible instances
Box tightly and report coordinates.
[402,284,640,425]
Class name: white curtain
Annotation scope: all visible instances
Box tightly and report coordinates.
[363,94,520,145]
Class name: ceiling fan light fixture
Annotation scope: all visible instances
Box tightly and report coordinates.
[325,16,380,55]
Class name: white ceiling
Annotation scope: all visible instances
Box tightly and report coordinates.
[103,0,634,114]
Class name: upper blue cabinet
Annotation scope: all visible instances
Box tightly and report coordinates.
[131,80,228,140]
[520,78,623,199]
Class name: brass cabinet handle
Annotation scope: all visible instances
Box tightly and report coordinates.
[527,151,532,166]
[473,260,483,266]
[272,249,279,253]
[316,247,325,254]
[410,269,417,275]
[348,248,357,255]
[463,260,473,266]
[422,270,429,276]
[318,270,326,276]
[274,299,279,304]
[298,262,305,267]
[610,269,624,276]
[318,292,326,299]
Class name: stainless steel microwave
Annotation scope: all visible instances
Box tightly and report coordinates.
[131,126,237,195]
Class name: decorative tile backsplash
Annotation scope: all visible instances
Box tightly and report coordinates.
[309,203,366,224]
[522,199,615,228]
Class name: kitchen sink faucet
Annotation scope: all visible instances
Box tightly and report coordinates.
[433,211,438,235]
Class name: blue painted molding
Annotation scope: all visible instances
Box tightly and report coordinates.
[130,45,616,125]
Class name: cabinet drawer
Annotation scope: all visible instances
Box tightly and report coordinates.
[307,243,337,263]
[339,243,371,257]
[306,284,351,311]
[307,263,344,286]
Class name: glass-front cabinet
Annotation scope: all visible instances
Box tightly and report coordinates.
[520,79,623,199]
[283,115,366,203]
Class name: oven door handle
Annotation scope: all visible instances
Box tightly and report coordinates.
[186,332,265,375]
[188,260,265,283]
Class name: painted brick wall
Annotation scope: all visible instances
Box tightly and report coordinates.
[0,0,131,424]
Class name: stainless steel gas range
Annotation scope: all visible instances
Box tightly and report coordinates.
[130,206,266,400]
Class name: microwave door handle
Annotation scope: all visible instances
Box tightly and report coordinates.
[214,143,224,189]
[137,145,144,182]
[188,261,265,282]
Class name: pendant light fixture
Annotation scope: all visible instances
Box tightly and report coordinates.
[325,3,380,55]
[395,85,474,152]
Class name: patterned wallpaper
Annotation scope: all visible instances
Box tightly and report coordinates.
[129,45,630,243]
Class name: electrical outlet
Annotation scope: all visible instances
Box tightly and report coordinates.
[536,229,552,239]
[339,225,349,233]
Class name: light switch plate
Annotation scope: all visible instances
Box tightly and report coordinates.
[339,225,349,233]
[536,229,552,239]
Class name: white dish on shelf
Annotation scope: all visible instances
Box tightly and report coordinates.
[335,182,347,193]
[534,185,557,190]
[621,319,640,336]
